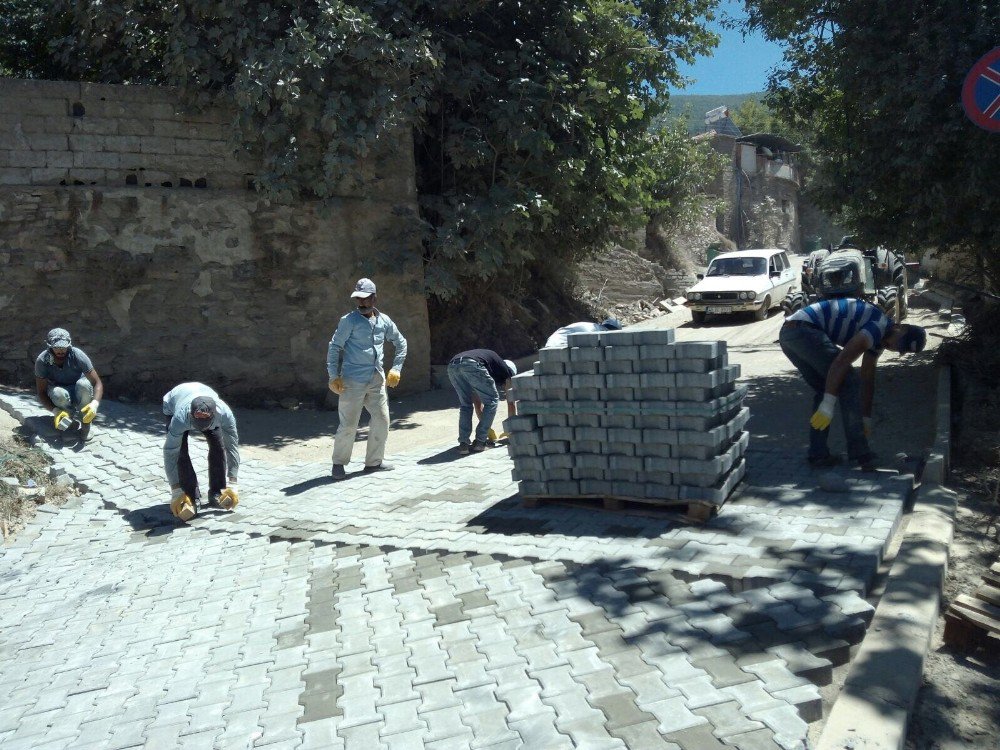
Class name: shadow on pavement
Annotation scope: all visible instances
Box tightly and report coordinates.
[283,475,340,495]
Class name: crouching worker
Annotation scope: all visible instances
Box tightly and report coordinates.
[447,349,517,453]
[34,328,104,442]
[162,382,240,521]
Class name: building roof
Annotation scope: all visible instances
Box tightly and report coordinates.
[709,117,743,139]
[736,133,801,153]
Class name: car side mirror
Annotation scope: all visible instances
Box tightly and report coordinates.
[696,273,704,280]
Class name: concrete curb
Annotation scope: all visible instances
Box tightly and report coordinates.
[816,364,956,750]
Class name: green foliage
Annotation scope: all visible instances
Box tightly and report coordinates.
[2,0,724,299]
[729,97,776,134]
[746,0,1000,288]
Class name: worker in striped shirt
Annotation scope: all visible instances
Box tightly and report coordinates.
[779,298,926,470]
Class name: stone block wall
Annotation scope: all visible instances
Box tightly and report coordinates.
[0,79,430,402]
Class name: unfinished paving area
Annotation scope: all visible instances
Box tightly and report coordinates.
[0,383,912,750]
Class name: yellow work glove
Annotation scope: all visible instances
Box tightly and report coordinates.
[809,394,837,431]
[329,377,345,395]
[487,428,499,442]
[386,369,401,388]
[863,417,873,438]
[53,410,72,431]
[80,400,99,424]
[219,484,239,510]
[169,486,195,522]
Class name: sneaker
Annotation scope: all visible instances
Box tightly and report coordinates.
[207,492,222,508]
[363,463,394,473]
[331,464,346,480]
[457,442,470,455]
[808,454,842,468]
[470,440,487,453]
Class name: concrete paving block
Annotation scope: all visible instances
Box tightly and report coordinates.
[637,443,673,459]
[638,344,677,360]
[571,374,603,389]
[603,345,640,361]
[601,387,635,401]
[539,387,568,401]
[598,359,634,374]
[598,331,638,346]
[534,359,566,375]
[568,387,602,401]
[638,387,674,401]
[574,427,607,442]
[571,441,603,455]
[539,348,571,364]
[541,426,574,442]
[570,347,604,363]
[601,415,636,428]
[606,373,642,388]
[632,330,677,345]
[565,332,602,347]
[566,413,601,427]
[639,372,676,388]
[537,414,568,427]
[603,442,636,457]
[542,454,573,470]
[538,375,571,389]
[540,440,571,455]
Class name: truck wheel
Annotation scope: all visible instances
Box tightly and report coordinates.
[754,296,770,321]
[878,288,899,319]
[782,291,805,314]
[691,311,706,325]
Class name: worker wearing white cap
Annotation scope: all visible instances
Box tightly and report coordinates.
[327,278,408,480]
[446,349,518,454]
[34,327,104,443]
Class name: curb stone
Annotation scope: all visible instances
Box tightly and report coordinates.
[816,364,955,750]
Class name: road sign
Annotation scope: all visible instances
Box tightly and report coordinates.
[962,46,1000,132]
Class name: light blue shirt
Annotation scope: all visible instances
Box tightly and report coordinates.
[327,309,407,384]
[162,383,240,486]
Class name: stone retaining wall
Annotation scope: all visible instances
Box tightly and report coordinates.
[0,79,430,402]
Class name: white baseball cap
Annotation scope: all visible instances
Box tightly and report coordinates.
[351,278,377,298]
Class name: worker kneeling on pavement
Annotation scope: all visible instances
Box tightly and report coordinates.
[543,317,621,348]
[779,298,926,470]
[447,349,518,454]
[34,327,104,443]
[162,383,240,521]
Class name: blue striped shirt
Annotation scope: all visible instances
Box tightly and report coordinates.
[789,299,890,351]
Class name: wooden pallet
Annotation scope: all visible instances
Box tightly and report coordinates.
[943,562,1000,655]
[521,493,720,523]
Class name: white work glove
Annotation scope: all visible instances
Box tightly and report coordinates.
[863,417,873,438]
[810,394,837,431]
[80,400,100,424]
[53,410,72,431]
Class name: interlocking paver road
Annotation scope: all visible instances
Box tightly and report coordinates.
[0,390,909,749]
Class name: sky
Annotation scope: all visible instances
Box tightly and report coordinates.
[670,0,786,95]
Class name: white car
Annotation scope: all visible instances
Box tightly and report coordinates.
[685,248,796,324]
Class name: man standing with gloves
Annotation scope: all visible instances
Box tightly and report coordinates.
[779,298,926,470]
[327,278,408,480]
[162,382,240,522]
[34,327,104,442]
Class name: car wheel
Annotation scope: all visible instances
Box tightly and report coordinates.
[691,310,706,325]
[754,296,770,321]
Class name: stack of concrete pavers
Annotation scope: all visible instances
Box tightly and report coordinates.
[505,328,748,508]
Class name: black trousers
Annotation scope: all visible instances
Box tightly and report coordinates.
[165,416,226,500]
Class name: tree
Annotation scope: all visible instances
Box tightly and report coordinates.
[1,1,721,301]
[729,97,775,134]
[745,0,1000,288]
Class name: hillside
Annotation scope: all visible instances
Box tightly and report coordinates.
[658,92,764,133]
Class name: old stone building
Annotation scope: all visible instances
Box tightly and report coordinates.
[0,79,430,402]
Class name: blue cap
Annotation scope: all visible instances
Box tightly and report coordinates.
[600,318,622,331]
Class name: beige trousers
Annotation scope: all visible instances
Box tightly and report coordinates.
[332,371,390,467]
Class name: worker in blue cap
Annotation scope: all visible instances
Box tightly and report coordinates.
[780,298,926,470]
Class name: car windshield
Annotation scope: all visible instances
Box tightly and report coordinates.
[706,257,767,276]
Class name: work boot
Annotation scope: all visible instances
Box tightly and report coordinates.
[331,464,346,481]
[207,492,222,508]
[363,463,394,473]
[78,421,92,443]
[470,440,487,453]
[457,442,470,455]
[807,454,842,469]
